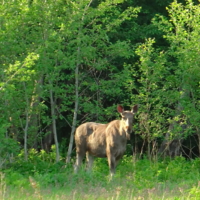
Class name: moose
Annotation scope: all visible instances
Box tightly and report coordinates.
[74,105,138,177]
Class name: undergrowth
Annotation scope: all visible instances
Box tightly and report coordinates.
[1,149,200,199]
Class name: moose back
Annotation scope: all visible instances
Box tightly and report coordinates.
[74,105,138,177]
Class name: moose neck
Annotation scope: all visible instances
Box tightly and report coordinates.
[119,120,132,135]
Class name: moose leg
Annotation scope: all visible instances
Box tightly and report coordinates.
[74,151,84,173]
[107,152,116,178]
[86,152,94,171]
[115,155,123,167]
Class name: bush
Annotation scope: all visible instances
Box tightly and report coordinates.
[0,137,20,169]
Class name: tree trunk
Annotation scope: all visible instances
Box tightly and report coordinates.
[158,128,182,158]
[66,49,79,163]
[29,78,43,149]
[159,89,189,158]
[24,111,29,161]
[23,82,29,161]
[66,1,93,163]
[196,127,200,157]
[42,125,54,152]
[49,83,60,162]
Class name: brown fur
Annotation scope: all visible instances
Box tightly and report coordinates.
[74,105,138,176]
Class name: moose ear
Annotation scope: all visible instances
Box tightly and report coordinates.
[117,105,124,113]
[131,104,138,113]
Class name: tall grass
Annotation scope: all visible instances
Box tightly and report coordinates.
[0,172,6,200]
[1,156,200,199]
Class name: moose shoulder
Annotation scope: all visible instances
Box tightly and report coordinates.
[74,105,138,177]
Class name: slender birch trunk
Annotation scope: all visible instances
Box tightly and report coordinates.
[66,47,80,163]
[24,110,29,161]
[66,1,93,163]
[49,82,60,162]
[23,79,42,160]
[23,82,29,161]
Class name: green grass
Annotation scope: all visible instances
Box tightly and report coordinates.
[1,156,200,200]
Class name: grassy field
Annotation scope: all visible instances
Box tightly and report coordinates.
[1,156,200,200]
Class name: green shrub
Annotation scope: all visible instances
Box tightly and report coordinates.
[4,171,29,187]
[0,137,20,169]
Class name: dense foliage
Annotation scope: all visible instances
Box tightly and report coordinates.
[1,0,200,199]
[0,0,200,175]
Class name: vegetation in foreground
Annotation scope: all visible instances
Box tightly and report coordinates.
[1,150,200,200]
